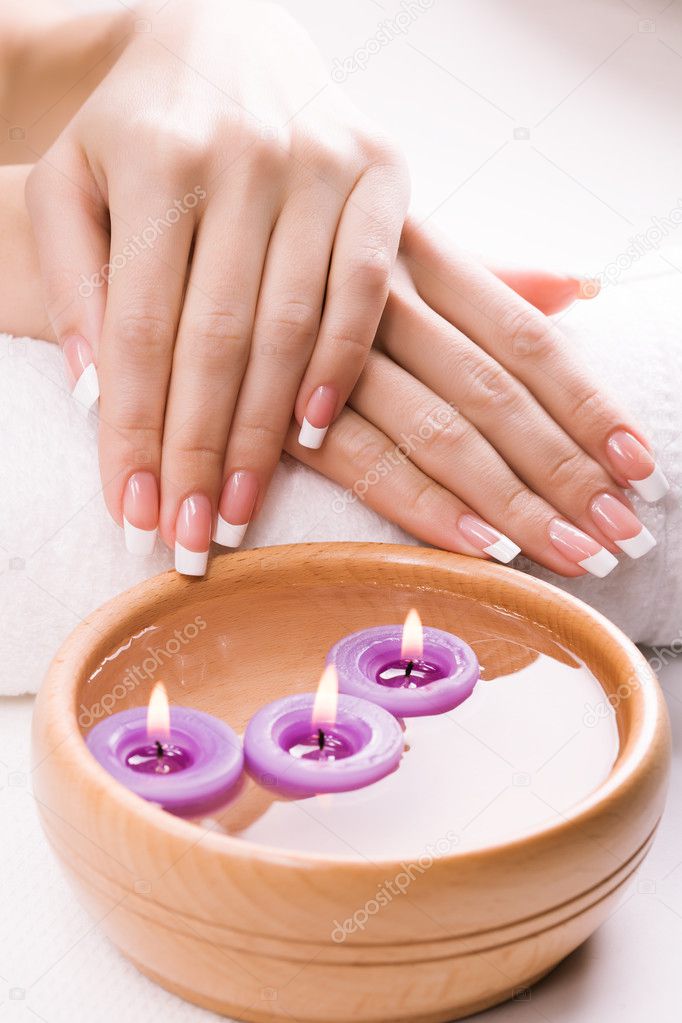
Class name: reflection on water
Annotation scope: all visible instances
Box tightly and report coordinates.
[212,648,618,859]
[85,595,619,860]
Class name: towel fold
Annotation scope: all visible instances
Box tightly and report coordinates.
[1,255,679,695]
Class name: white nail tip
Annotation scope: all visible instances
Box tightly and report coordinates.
[627,465,670,503]
[174,542,208,576]
[71,363,100,410]
[615,526,657,559]
[298,418,328,450]
[578,547,619,578]
[482,536,521,564]
[213,516,248,548]
[124,518,157,556]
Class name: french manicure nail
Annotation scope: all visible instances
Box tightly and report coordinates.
[175,494,211,576]
[458,514,521,563]
[606,429,669,503]
[63,334,99,411]
[298,385,337,450]
[214,470,258,548]
[590,493,656,559]
[123,471,159,556]
[548,518,618,577]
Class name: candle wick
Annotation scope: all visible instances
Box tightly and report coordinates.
[405,660,414,678]
[155,740,164,760]
[317,728,325,751]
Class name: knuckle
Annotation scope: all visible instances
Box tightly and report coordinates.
[116,308,175,356]
[346,423,390,473]
[174,439,225,467]
[420,403,468,453]
[248,130,289,177]
[102,413,159,449]
[309,140,341,179]
[568,386,612,431]
[498,305,555,359]
[192,307,251,352]
[462,360,517,412]
[347,244,393,291]
[324,327,371,361]
[297,133,348,182]
[545,448,585,488]
[234,413,285,449]
[499,484,533,522]
[358,129,404,171]
[409,477,441,519]
[270,297,320,338]
[134,123,209,175]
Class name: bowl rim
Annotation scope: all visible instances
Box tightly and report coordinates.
[35,542,670,873]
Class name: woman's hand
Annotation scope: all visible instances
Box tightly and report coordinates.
[286,222,667,578]
[25,0,408,573]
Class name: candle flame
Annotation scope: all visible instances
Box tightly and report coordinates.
[401,609,423,661]
[312,664,338,727]
[147,682,170,741]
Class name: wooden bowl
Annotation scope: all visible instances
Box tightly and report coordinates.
[32,543,670,1023]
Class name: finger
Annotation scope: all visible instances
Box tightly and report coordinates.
[25,142,109,411]
[284,405,517,561]
[404,222,669,502]
[97,187,196,548]
[351,352,624,577]
[159,196,275,572]
[378,285,651,556]
[484,265,600,314]
[215,188,342,547]
[294,156,409,445]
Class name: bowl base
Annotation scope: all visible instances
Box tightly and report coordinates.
[131,959,553,1023]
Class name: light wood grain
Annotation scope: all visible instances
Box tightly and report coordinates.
[32,544,671,1022]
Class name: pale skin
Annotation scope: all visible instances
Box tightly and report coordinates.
[0,2,667,577]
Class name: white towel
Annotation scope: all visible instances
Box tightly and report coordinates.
[1,257,679,696]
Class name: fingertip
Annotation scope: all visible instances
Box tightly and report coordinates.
[297,383,338,435]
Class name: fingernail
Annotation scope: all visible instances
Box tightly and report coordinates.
[458,514,521,564]
[548,518,618,577]
[575,276,600,300]
[214,470,258,548]
[123,472,158,556]
[175,494,211,576]
[63,334,99,411]
[606,429,669,503]
[590,493,656,559]
[298,385,337,450]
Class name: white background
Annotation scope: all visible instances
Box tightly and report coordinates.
[2,1,682,1021]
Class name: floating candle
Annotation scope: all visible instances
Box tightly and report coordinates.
[86,682,244,817]
[228,649,619,860]
[243,665,404,797]
[329,610,479,717]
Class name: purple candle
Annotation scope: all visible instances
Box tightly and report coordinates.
[328,611,479,718]
[86,683,244,817]
[243,666,404,797]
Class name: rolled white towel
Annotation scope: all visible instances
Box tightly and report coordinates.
[0,257,679,695]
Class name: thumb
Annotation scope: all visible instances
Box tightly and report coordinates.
[25,140,109,410]
[484,265,601,315]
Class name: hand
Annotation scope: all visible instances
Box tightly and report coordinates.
[25,0,409,573]
[287,222,666,577]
